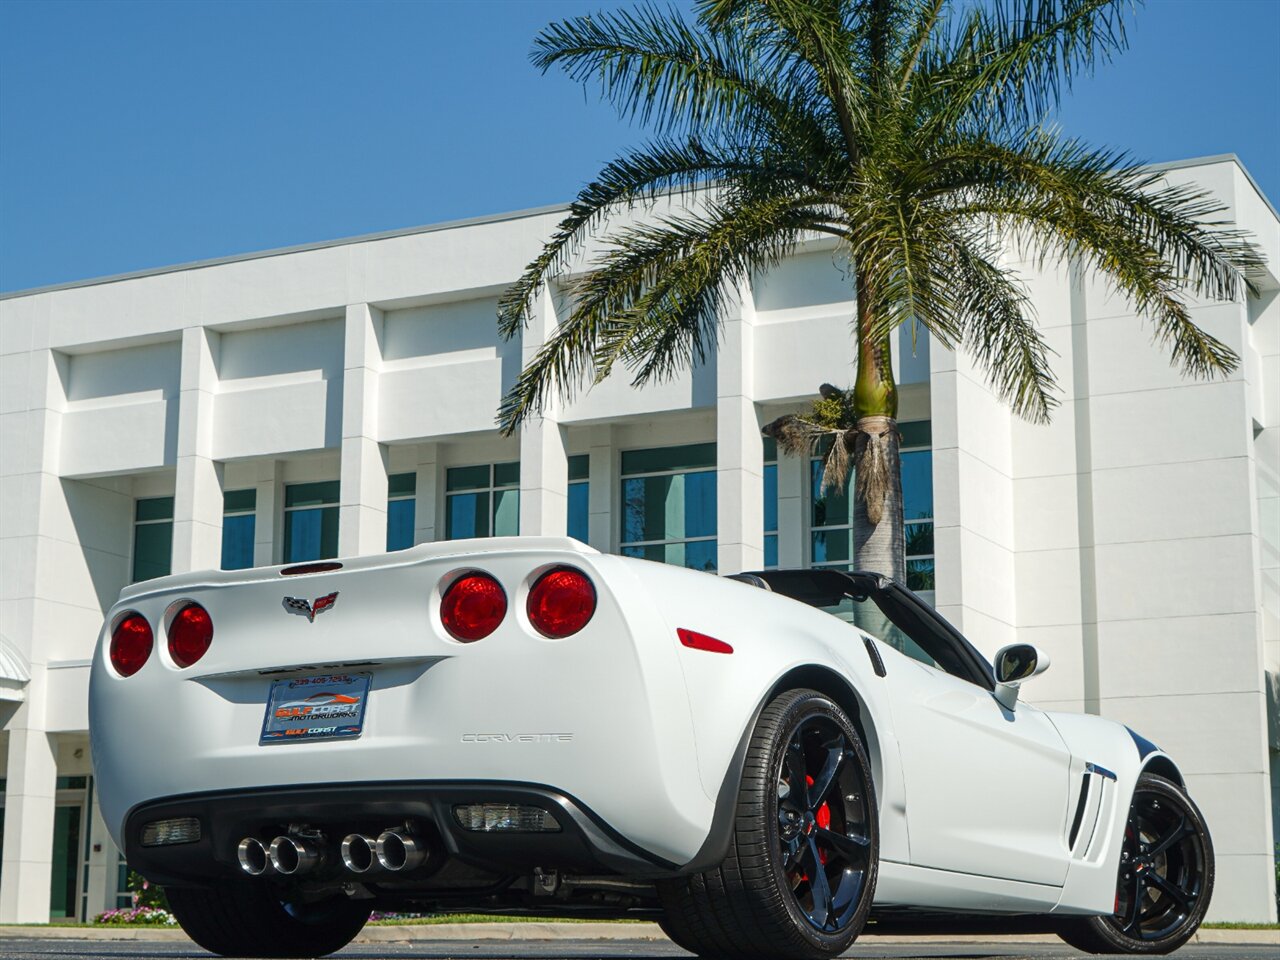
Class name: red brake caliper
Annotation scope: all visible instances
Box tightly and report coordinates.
[807,775,831,864]
[794,773,835,884]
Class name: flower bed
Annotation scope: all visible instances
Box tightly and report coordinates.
[92,906,176,926]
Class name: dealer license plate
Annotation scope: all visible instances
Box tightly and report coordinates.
[260,673,371,745]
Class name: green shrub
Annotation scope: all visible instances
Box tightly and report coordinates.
[127,870,169,911]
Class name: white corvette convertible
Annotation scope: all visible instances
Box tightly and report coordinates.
[90,538,1213,959]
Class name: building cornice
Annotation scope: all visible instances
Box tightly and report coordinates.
[3,154,1274,302]
[0,200,572,301]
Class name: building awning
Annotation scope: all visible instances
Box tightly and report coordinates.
[0,634,31,702]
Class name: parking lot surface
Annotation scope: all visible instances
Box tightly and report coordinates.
[0,937,1277,960]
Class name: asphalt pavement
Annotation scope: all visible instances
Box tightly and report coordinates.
[0,938,1277,960]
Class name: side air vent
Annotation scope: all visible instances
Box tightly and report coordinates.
[1067,772,1091,850]
[1068,762,1117,860]
[862,637,887,677]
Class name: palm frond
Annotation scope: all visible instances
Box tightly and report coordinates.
[917,0,1128,133]
[498,191,834,433]
[940,234,1059,421]
[497,138,781,340]
[534,2,805,139]
[762,412,852,494]
[927,132,1257,379]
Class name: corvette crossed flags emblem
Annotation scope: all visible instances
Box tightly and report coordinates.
[282,592,339,622]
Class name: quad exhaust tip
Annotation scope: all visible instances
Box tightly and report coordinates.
[237,837,272,876]
[375,829,428,872]
[339,834,379,874]
[268,835,325,876]
[239,829,426,877]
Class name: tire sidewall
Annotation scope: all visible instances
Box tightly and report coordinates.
[1090,772,1215,954]
[167,882,370,958]
[759,691,880,953]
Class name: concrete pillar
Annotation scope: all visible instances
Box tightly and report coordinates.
[0,703,57,922]
[339,303,388,557]
[414,443,439,545]
[171,326,223,573]
[717,280,763,574]
[83,775,118,920]
[253,461,280,567]
[514,286,568,538]
[778,452,806,568]
[520,419,568,537]
[587,425,614,553]
[0,348,63,923]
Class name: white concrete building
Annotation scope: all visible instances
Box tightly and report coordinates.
[0,154,1276,923]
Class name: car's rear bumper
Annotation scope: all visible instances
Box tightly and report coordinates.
[124,780,680,887]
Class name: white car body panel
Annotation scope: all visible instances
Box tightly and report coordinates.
[882,654,1073,887]
[90,536,1186,919]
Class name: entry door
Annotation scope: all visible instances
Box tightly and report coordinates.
[50,805,83,919]
[885,660,1074,887]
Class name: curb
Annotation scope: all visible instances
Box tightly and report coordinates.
[359,922,664,942]
[0,923,1275,945]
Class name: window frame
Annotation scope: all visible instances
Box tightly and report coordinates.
[444,461,520,540]
[763,438,779,569]
[282,480,340,564]
[221,489,257,571]
[131,496,174,583]
[567,454,589,543]
[618,443,718,570]
[386,472,416,552]
[900,428,935,593]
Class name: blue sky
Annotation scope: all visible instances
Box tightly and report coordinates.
[1,0,1277,293]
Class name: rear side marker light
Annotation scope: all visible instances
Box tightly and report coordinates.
[110,613,153,677]
[678,628,733,655]
[141,817,201,847]
[527,567,596,638]
[441,573,507,641]
[453,804,561,833]
[169,602,213,668]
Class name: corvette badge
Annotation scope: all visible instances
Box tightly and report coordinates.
[282,592,339,622]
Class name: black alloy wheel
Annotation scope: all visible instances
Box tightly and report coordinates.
[774,710,874,933]
[1058,773,1213,954]
[659,689,879,960]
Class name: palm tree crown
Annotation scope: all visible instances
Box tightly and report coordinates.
[497,0,1261,577]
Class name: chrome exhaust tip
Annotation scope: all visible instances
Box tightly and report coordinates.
[375,829,428,872]
[268,835,325,876]
[237,837,273,876]
[340,834,380,874]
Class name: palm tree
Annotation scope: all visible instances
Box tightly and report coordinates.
[497,0,1260,582]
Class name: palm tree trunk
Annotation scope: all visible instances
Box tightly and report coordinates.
[851,275,905,583]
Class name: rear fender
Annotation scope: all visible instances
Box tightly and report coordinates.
[612,559,907,869]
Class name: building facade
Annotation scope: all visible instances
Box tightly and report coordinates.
[0,155,1276,923]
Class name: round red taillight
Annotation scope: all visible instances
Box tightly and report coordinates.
[440,573,507,642]
[527,567,596,639]
[169,603,213,668]
[110,613,153,677]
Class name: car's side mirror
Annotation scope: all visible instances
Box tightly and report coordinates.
[992,643,1050,710]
